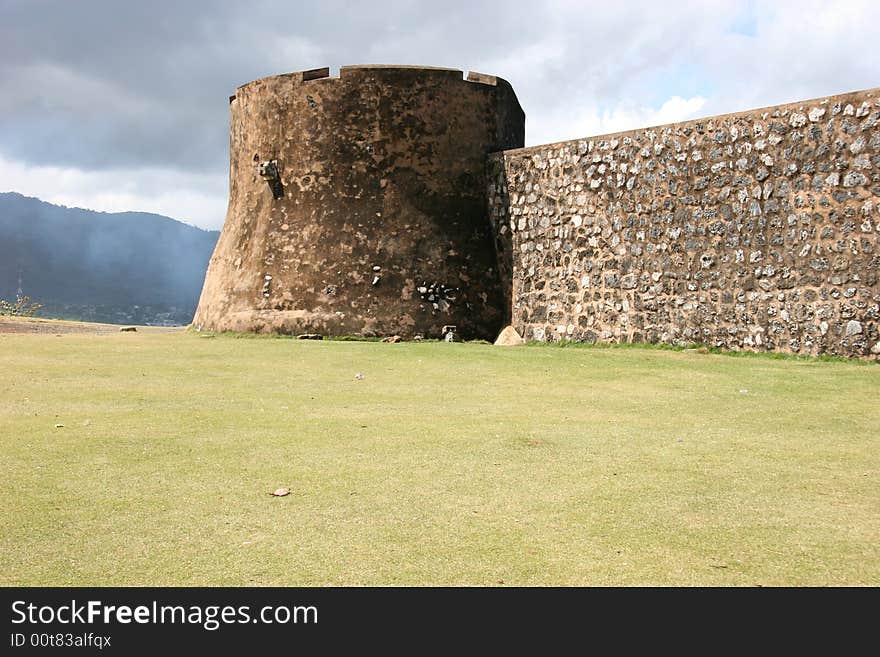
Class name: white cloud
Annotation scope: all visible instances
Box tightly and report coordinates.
[530,95,707,146]
[677,0,880,116]
[0,154,226,230]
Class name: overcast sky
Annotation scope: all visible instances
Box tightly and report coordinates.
[1,0,878,229]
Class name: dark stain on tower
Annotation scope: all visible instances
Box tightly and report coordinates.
[194,65,525,339]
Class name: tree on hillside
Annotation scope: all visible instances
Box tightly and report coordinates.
[0,294,43,317]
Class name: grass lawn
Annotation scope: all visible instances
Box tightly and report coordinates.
[1,330,877,586]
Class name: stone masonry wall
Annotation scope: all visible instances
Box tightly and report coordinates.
[488,88,880,358]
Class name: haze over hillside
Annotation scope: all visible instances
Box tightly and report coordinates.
[0,192,219,325]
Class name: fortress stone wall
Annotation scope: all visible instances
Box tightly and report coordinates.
[488,88,880,358]
[196,65,878,357]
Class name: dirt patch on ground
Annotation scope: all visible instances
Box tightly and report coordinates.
[0,317,185,335]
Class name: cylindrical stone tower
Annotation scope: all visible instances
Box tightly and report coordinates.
[193,65,525,339]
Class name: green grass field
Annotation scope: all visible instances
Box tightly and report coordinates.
[1,330,877,586]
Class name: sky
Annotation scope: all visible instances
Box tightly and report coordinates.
[1,0,878,230]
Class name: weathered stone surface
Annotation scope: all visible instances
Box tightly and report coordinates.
[845,320,863,336]
[195,65,524,341]
[488,88,879,358]
[494,325,525,346]
[843,172,868,187]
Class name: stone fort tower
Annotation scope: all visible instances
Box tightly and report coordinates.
[194,65,524,339]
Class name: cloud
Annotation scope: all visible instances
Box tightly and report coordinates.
[529,96,707,147]
[0,0,878,229]
[0,154,225,229]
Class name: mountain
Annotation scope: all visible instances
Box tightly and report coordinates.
[0,192,219,325]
